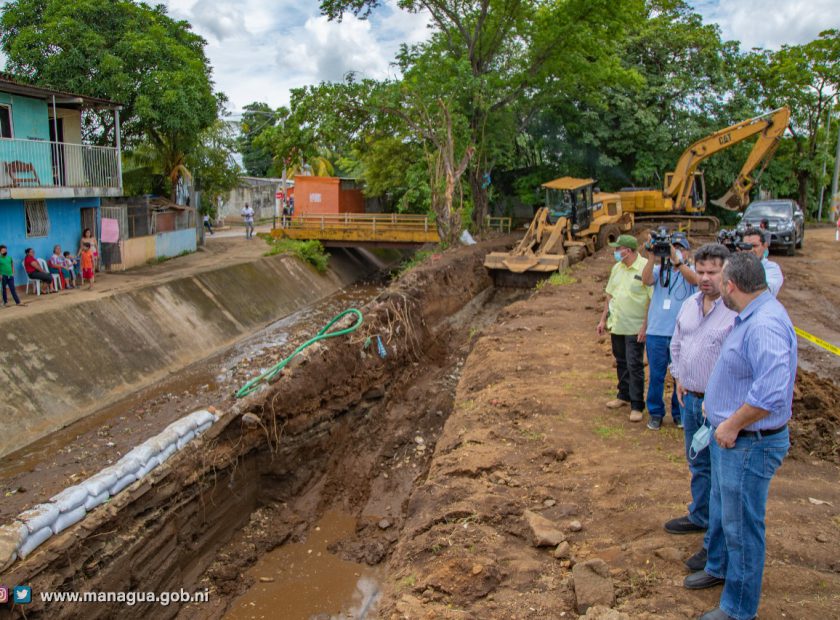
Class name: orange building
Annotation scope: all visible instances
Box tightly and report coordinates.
[293,176,365,216]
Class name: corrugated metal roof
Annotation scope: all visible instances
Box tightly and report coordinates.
[0,72,120,108]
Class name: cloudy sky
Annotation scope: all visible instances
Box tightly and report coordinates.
[160,0,839,115]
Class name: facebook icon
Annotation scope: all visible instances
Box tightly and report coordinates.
[13,586,31,604]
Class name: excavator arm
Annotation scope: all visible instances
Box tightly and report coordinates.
[664,106,790,212]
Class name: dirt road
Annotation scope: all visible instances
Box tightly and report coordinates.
[378,229,840,619]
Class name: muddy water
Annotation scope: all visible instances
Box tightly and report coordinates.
[224,512,381,620]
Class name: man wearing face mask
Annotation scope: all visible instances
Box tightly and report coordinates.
[741,228,783,296]
[641,232,700,430]
[597,235,652,422]
[0,245,23,306]
[683,252,796,620]
[663,243,736,569]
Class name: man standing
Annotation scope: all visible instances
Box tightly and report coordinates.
[663,244,736,570]
[0,245,23,306]
[241,202,255,239]
[683,252,796,620]
[597,235,652,422]
[641,231,699,430]
[742,228,783,296]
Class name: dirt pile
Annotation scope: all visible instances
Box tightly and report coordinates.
[791,369,840,463]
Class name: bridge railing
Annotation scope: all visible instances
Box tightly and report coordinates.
[284,212,436,233]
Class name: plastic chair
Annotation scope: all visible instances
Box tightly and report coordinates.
[38,258,61,292]
[23,259,41,295]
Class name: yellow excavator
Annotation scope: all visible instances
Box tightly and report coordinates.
[484,177,633,286]
[618,106,790,232]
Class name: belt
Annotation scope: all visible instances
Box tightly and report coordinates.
[687,391,705,398]
[737,424,787,439]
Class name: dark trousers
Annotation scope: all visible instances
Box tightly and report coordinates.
[1,275,20,304]
[28,271,52,285]
[611,333,645,411]
[203,221,214,234]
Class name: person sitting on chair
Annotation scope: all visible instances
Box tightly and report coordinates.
[24,248,54,292]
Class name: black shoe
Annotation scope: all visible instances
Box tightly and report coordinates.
[684,571,724,590]
[697,608,738,620]
[647,416,662,430]
[665,515,706,535]
[685,547,707,571]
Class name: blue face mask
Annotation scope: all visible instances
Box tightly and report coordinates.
[763,249,769,260]
[689,421,712,460]
[613,250,624,262]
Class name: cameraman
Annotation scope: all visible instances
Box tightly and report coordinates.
[742,228,784,296]
[641,232,700,430]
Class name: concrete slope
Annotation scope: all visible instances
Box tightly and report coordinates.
[0,248,383,456]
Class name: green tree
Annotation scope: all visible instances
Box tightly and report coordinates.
[188,120,242,215]
[1,0,220,196]
[238,102,277,177]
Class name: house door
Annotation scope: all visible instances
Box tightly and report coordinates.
[80,207,96,241]
[49,117,65,186]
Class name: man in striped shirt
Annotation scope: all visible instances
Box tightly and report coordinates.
[684,252,797,620]
[664,244,737,572]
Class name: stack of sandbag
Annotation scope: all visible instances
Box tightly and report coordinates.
[2,408,220,566]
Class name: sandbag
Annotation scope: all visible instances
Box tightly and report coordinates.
[18,526,52,559]
[84,491,109,512]
[83,469,120,498]
[123,443,159,467]
[176,430,196,451]
[165,418,198,438]
[0,522,26,571]
[18,503,60,535]
[109,473,137,496]
[186,410,216,427]
[114,457,142,479]
[137,457,159,479]
[146,431,177,454]
[158,443,177,464]
[194,421,213,436]
[52,505,86,535]
[50,485,89,514]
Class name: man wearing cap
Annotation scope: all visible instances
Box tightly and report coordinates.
[641,232,700,430]
[597,235,652,422]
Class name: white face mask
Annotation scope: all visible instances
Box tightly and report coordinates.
[675,249,683,263]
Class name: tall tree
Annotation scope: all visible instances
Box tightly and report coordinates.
[237,102,277,177]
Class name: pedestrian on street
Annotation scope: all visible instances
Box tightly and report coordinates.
[203,213,214,235]
[741,228,783,296]
[597,234,652,422]
[241,203,255,239]
[641,231,699,430]
[683,252,796,620]
[663,243,736,571]
[0,245,23,306]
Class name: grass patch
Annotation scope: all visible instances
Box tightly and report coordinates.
[262,237,330,273]
[535,269,577,290]
[146,249,193,265]
[398,574,417,589]
[594,418,625,439]
[396,249,433,278]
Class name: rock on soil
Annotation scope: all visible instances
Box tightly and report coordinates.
[583,605,630,620]
[573,558,615,614]
[524,509,566,547]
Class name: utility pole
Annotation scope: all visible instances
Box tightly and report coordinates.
[832,108,840,222]
[818,104,832,221]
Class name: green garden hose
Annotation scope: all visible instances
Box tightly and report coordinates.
[235,308,364,398]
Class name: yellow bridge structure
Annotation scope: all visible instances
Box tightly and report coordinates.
[271,213,441,247]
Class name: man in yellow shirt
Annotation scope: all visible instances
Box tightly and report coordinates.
[597,235,652,421]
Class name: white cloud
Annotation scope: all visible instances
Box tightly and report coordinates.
[692,0,839,50]
[161,0,430,113]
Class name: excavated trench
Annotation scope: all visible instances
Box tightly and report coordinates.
[2,240,517,620]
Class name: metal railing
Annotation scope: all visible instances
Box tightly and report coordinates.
[284,212,435,233]
[0,137,120,189]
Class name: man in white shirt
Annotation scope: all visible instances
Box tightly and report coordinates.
[742,228,783,296]
[241,203,255,239]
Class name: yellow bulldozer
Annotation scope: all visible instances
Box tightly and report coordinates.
[484,177,633,286]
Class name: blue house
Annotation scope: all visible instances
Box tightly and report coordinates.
[0,73,122,271]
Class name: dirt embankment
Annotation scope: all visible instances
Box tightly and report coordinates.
[0,239,508,620]
[378,247,840,620]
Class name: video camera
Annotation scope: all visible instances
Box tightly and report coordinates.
[717,228,754,253]
[648,227,673,258]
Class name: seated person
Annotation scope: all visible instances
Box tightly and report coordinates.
[48,244,73,289]
[23,248,54,292]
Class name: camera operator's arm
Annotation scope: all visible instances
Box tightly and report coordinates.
[669,245,700,286]
[641,239,656,286]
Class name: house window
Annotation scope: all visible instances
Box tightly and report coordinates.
[0,105,12,139]
[25,200,49,237]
